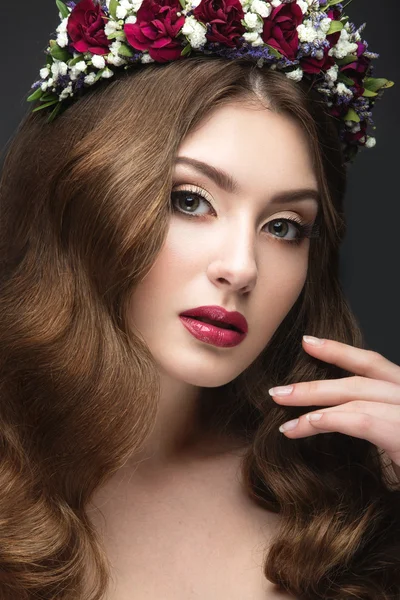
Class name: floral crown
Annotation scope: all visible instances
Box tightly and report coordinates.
[27,0,394,163]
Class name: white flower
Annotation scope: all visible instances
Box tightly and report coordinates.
[69,61,88,80]
[40,67,50,79]
[270,0,281,7]
[57,31,69,48]
[92,54,106,69]
[244,12,263,31]
[41,81,49,92]
[59,82,73,101]
[116,6,128,19]
[182,16,207,49]
[297,16,331,44]
[249,0,271,18]
[297,1,309,15]
[243,30,259,43]
[102,67,114,78]
[365,136,376,148]
[141,53,155,63]
[285,67,303,82]
[108,42,128,66]
[51,60,68,78]
[125,15,137,24]
[319,17,332,34]
[107,53,127,66]
[105,20,121,35]
[297,23,318,43]
[325,64,338,83]
[351,123,361,133]
[56,17,69,34]
[329,28,358,59]
[336,82,353,98]
[84,73,97,85]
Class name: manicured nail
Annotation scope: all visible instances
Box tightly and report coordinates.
[269,385,293,396]
[279,418,299,432]
[306,413,323,422]
[303,335,325,346]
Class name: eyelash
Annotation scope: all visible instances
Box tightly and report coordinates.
[170,184,320,247]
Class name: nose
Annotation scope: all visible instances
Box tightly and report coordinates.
[206,225,258,294]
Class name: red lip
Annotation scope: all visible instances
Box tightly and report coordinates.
[179,305,248,334]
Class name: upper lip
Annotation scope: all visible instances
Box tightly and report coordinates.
[179,305,248,334]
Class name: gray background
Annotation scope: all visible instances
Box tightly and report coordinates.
[1,0,399,364]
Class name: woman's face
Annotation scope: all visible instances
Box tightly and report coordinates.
[128,101,320,389]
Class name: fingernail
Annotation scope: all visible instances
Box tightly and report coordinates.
[303,335,325,346]
[269,385,293,396]
[279,418,299,432]
[306,413,323,422]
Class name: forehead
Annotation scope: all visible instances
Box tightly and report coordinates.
[177,102,318,189]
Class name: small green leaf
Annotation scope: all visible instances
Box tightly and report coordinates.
[327,20,344,35]
[50,44,71,61]
[47,102,64,123]
[109,0,119,20]
[68,55,85,66]
[55,0,70,19]
[181,43,192,57]
[362,88,378,97]
[32,99,60,112]
[117,43,135,56]
[336,54,357,66]
[179,0,186,8]
[106,30,127,40]
[327,0,345,7]
[343,107,360,123]
[364,77,394,92]
[265,44,282,58]
[40,92,59,102]
[27,87,44,102]
[94,70,105,82]
[337,73,355,86]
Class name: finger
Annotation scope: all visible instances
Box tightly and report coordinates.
[280,410,400,459]
[269,375,400,406]
[301,336,400,386]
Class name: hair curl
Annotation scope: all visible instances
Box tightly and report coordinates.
[0,57,399,600]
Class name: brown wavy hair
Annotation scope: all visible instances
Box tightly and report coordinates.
[0,57,399,600]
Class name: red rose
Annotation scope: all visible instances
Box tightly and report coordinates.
[67,0,110,55]
[192,0,245,47]
[124,0,185,62]
[262,1,303,61]
[301,47,335,74]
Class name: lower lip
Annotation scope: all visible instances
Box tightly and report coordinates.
[179,316,247,348]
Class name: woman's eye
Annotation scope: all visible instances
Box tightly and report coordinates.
[170,188,317,245]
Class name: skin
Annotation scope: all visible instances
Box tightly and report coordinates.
[127,99,319,471]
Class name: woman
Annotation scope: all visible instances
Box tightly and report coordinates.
[0,0,399,599]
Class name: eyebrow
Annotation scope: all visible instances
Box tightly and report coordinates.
[174,156,321,207]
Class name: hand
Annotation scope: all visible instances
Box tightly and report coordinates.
[269,336,400,483]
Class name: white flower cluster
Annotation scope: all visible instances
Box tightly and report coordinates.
[240,0,271,46]
[181,16,207,49]
[328,25,358,59]
[56,16,69,48]
[297,15,332,44]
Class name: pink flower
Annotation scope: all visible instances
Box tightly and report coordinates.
[124,0,185,62]
[192,0,245,47]
[262,1,303,61]
[67,0,110,55]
